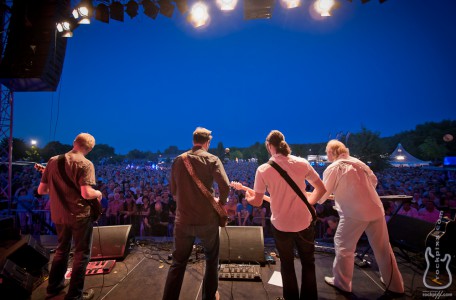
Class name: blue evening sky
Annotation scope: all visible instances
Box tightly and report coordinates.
[12,0,456,154]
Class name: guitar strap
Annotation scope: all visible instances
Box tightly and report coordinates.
[57,154,81,195]
[181,152,228,226]
[57,154,99,221]
[267,160,317,225]
[53,154,80,216]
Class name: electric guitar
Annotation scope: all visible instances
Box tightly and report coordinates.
[230,181,334,203]
[230,181,271,203]
[34,163,102,221]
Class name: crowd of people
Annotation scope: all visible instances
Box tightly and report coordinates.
[2,131,456,300]
[4,150,456,239]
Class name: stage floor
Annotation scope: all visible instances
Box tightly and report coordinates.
[24,236,456,300]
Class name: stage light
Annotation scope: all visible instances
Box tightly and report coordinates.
[126,0,139,19]
[95,3,109,23]
[188,1,209,28]
[56,21,73,38]
[216,0,238,11]
[110,1,125,22]
[143,0,159,19]
[361,0,370,3]
[280,0,301,9]
[314,0,335,17]
[158,0,175,18]
[379,0,387,3]
[72,0,92,24]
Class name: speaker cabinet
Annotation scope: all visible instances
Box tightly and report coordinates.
[219,226,265,264]
[0,0,70,91]
[91,225,132,260]
[4,234,50,276]
[387,214,435,253]
[0,259,36,299]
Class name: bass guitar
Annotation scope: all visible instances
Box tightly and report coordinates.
[34,163,102,221]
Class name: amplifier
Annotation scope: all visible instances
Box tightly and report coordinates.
[0,259,36,299]
[2,235,49,276]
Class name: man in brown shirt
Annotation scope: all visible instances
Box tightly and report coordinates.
[162,127,230,300]
[38,133,102,300]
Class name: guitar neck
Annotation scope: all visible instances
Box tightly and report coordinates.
[235,184,270,203]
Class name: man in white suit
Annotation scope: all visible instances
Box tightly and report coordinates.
[318,140,404,299]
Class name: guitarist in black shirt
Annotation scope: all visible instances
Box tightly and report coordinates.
[37,133,101,300]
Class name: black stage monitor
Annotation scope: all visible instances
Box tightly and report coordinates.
[219,226,265,264]
[91,225,132,260]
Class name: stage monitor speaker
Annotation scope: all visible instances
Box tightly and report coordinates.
[219,226,265,264]
[0,0,70,91]
[0,259,36,299]
[387,214,435,253]
[91,225,132,260]
[4,235,49,276]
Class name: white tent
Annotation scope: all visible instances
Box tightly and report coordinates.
[389,143,431,167]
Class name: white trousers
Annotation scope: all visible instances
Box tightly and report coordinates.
[333,216,405,293]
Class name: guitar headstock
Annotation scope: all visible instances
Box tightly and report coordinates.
[230,181,245,191]
[34,163,46,173]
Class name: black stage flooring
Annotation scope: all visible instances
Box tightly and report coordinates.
[17,236,456,300]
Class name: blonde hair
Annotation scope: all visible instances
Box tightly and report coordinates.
[193,127,212,144]
[74,133,96,151]
[326,139,349,158]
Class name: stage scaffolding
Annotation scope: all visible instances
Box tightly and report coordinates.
[1,1,14,213]
[0,85,13,212]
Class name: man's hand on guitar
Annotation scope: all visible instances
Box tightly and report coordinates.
[230,181,271,203]
[230,181,245,191]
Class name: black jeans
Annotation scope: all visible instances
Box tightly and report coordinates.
[272,224,317,300]
[162,222,220,300]
[47,218,93,300]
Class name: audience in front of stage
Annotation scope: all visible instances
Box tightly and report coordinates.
[397,199,419,218]
[236,198,253,226]
[4,156,456,238]
[224,193,238,226]
[251,205,267,228]
[418,198,441,223]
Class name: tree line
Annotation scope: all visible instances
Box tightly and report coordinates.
[2,120,455,172]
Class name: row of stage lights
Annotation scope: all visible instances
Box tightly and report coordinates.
[57,0,386,36]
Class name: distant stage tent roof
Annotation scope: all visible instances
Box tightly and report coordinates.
[389,143,431,167]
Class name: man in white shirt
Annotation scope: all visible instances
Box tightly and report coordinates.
[318,140,404,299]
